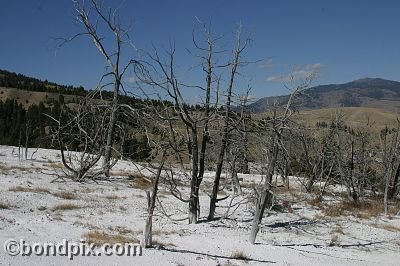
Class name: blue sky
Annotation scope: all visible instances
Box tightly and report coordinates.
[1,0,399,100]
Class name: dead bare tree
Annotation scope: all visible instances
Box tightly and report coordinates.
[225,94,251,195]
[383,121,400,214]
[249,74,316,244]
[302,127,336,193]
[48,94,109,181]
[62,0,140,176]
[208,26,250,220]
[136,24,225,224]
[142,151,166,248]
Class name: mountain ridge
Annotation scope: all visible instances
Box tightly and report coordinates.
[249,77,400,113]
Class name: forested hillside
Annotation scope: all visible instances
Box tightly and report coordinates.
[0,69,151,160]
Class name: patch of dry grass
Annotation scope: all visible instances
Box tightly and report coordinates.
[108,226,134,235]
[131,176,152,190]
[110,170,135,177]
[275,184,293,194]
[332,224,344,235]
[329,234,341,247]
[151,238,176,248]
[373,223,400,232]
[52,191,77,200]
[0,163,9,171]
[74,221,101,230]
[321,199,398,219]
[0,202,10,209]
[152,229,178,236]
[231,250,250,261]
[83,230,137,246]
[53,203,80,211]
[52,215,64,221]
[313,212,327,220]
[6,165,31,171]
[9,186,50,194]
[105,195,119,200]
[307,195,323,208]
[44,162,64,169]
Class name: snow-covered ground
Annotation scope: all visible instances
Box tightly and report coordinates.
[0,145,399,265]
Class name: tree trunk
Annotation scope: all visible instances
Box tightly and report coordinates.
[103,79,120,177]
[189,185,200,224]
[388,162,400,199]
[250,137,279,244]
[208,37,238,220]
[231,159,242,194]
[249,185,274,244]
[208,132,228,220]
[188,127,200,224]
[142,158,164,248]
[384,168,391,215]
[24,121,29,160]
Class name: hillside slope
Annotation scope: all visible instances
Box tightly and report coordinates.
[250,78,400,113]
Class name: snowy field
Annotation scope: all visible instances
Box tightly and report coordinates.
[0,145,399,265]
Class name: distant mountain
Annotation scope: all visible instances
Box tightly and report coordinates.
[248,78,400,113]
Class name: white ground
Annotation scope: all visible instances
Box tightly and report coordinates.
[0,145,399,265]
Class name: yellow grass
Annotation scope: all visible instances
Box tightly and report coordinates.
[373,223,400,232]
[321,199,399,219]
[53,203,80,211]
[131,176,152,190]
[293,107,399,133]
[52,191,77,200]
[83,230,137,246]
[0,202,10,209]
[231,250,250,261]
[9,186,50,194]
[105,195,119,200]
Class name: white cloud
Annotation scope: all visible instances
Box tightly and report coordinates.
[304,63,323,70]
[266,63,323,83]
[259,58,274,69]
[126,76,139,85]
